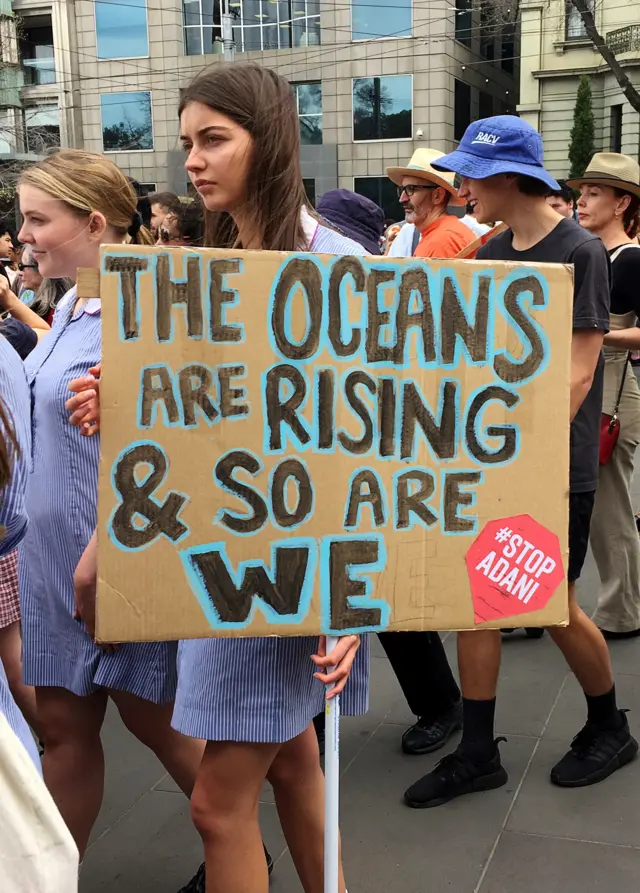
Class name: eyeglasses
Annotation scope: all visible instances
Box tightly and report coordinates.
[18,262,38,272]
[397,184,438,198]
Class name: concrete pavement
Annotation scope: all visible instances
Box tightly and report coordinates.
[81,545,640,893]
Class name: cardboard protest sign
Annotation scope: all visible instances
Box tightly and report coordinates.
[95,246,573,642]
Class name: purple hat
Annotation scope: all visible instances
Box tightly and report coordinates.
[316,189,385,255]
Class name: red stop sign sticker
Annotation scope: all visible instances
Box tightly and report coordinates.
[466,514,565,625]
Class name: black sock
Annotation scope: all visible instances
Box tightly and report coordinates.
[585,686,623,729]
[461,697,496,757]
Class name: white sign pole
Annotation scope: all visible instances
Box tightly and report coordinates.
[324,634,340,893]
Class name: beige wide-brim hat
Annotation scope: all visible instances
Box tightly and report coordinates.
[387,148,466,207]
[567,152,640,200]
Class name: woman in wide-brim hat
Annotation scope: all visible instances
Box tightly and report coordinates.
[569,152,640,637]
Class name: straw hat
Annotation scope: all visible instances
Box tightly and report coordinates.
[567,152,640,199]
[387,148,466,207]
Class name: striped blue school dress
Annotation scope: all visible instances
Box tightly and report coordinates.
[172,224,371,742]
[19,289,177,703]
[0,334,42,770]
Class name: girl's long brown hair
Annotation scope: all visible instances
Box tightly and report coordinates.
[179,63,311,252]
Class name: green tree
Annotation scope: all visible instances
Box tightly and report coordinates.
[568,75,596,180]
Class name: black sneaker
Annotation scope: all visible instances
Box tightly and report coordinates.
[404,738,508,808]
[177,846,273,892]
[401,701,463,755]
[550,713,639,787]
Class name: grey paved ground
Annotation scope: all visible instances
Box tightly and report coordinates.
[81,535,640,892]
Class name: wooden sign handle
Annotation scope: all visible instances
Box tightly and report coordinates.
[76,268,101,300]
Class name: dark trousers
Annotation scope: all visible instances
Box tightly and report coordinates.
[377,631,460,720]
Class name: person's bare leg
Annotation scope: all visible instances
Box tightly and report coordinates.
[190,740,280,893]
[547,583,614,696]
[109,689,204,797]
[37,686,108,856]
[457,630,502,699]
[268,725,346,893]
[0,621,40,734]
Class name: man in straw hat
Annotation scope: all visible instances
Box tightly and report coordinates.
[403,116,638,810]
[387,148,474,258]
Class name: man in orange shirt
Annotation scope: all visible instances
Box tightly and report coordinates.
[387,148,475,257]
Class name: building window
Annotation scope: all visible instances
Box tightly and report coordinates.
[479,91,493,120]
[454,80,471,142]
[303,178,316,205]
[353,75,412,142]
[566,0,593,39]
[25,105,61,154]
[610,104,623,153]
[455,0,472,48]
[138,182,157,193]
[96,0,148,59]
[101,92,153,152]
[183,0,320,55]
[500,25,515,74]
[293,82,322,145]
[352,0,411,41]
[19,15,56,86]
[354,177,403,221]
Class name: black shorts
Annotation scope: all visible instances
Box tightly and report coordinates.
[568,490,596,584]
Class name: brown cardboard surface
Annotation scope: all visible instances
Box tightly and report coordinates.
[96,246,573,642]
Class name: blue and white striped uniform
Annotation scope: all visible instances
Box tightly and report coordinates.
[172,224,371,742]
[19,288,177,702]
[0,335,41,770]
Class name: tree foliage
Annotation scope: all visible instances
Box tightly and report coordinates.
[568,75,596,179]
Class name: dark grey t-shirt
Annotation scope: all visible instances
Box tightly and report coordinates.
[478,217,610,494]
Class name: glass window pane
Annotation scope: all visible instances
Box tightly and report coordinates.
[353,75,412,141]
[101,92,153,151]
[243,23,262,50]
[183,0,201,25]
[352,0,411,41]
[202,25,223,53]
[20,23,56,86]
[454,80,471,142]
[185,26,203,54]
[300,116,322,145]
[25,104,60,154]
[303,178,316,205]
[455,0,472,47]
[201,0,219,26]
[296,82,322,115]
[96,0,148,59]
[354,177,403,221]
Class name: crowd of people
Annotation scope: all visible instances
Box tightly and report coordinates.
[1,59,640,893]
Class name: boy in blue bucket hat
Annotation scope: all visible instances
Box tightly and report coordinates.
[404,116,638,809]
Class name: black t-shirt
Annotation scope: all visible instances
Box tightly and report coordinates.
[608,244,640,316]
[478,217,610,494]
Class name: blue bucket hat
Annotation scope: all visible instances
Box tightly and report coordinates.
[431,116,560,192]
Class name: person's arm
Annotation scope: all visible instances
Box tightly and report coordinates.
[0,339,30,557]
[603,327,640,350]
[0,277,50,334]
[570,239,611,420]
[570,329,604,420]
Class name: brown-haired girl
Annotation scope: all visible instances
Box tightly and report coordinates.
[16,150,203,866]
[172,63,368,893]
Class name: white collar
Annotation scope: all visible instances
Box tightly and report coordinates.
[300,207,319,250]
